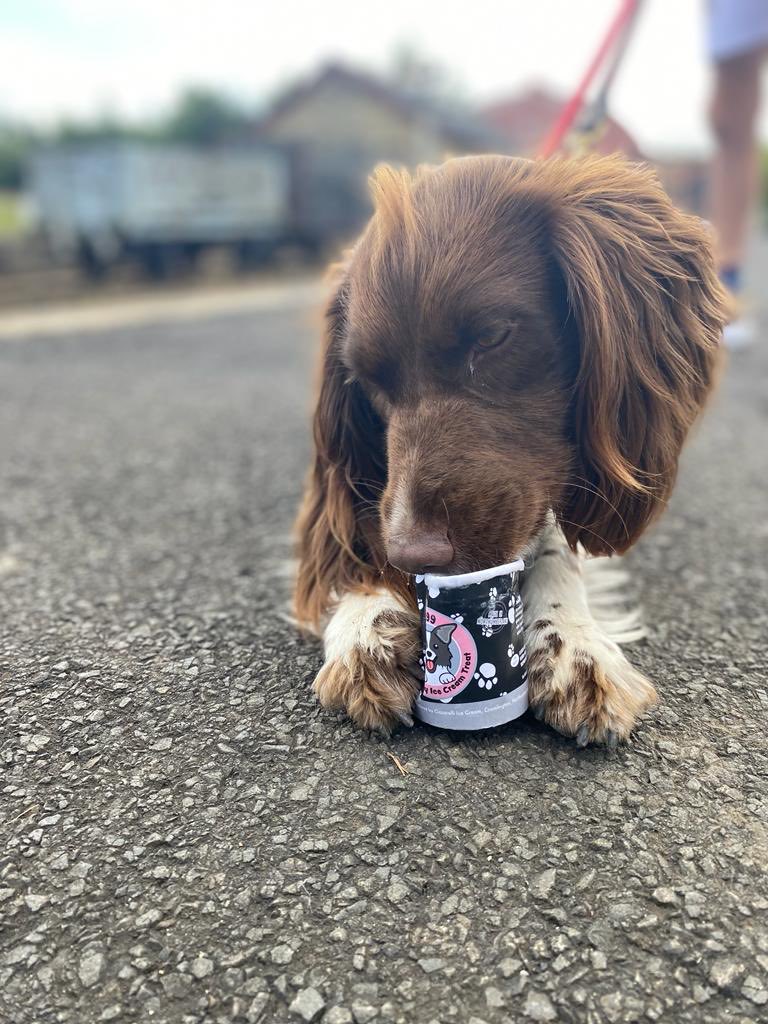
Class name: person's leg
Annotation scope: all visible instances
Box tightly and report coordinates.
[708,47,765,281]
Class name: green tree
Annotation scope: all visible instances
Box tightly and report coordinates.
[0,124,34,190]
[0,86,254,194]
[53,114,140,144]
[388,43,466,109]
[161,87,251,146]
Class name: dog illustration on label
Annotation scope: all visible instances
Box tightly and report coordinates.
[424,622,455,674]
[422,610,478,702]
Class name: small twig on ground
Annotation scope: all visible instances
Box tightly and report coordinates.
[8,804,40,826]
[386,752,409,776]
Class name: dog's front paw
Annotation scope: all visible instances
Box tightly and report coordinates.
[315,606,420,733]
[526,618,656,747]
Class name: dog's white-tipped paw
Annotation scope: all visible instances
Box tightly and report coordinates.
[316,595,420,733]
[526,616,656,746]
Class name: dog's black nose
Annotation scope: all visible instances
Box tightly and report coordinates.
[386,531,454,574]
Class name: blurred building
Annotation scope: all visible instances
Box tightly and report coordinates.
[480,86,643,160]
[654,156,709,214]
[481,87,707,213]
[257,62,496,240]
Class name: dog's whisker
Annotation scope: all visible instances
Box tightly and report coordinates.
[552,516,617,555]
[561,478,631,542]
[441,497,451,531]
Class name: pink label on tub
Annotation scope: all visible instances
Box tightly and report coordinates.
[422,608,478,701]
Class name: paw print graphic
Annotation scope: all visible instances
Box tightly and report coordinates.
[417,597,424,611]
[450,612,464,624]
[488,585,499,600]
[481,624,494,637]
[507,643,520,668]
[474,662,498,690]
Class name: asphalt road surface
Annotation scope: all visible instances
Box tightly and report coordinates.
[1,275,767,1024]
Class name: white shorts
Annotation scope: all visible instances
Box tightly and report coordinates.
[707,0,768,62]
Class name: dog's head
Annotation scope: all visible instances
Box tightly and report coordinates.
[425,622,456,673]
[296,155,725,623]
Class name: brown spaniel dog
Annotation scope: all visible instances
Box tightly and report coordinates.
[294,154,726,745]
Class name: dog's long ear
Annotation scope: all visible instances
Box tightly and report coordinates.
[294,269,388,629]
[542,155,726,555]
[433,623,457,645]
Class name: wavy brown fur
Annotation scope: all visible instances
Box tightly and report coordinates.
[537,157,726,553]
[294,154,726,628]
[293,264,411,630]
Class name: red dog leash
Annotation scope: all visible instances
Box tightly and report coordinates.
[538,0,644,158]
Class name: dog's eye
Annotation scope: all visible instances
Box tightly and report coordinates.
[474,326,513,352]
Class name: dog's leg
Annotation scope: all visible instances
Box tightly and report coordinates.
[313,588,420,732]
[522,521,657,747]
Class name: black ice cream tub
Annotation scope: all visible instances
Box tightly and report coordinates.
[414,560,528,730]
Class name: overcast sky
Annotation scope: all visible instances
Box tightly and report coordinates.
[2,0,767,155]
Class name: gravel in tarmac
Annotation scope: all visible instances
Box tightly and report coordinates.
[0,281,767,1024]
